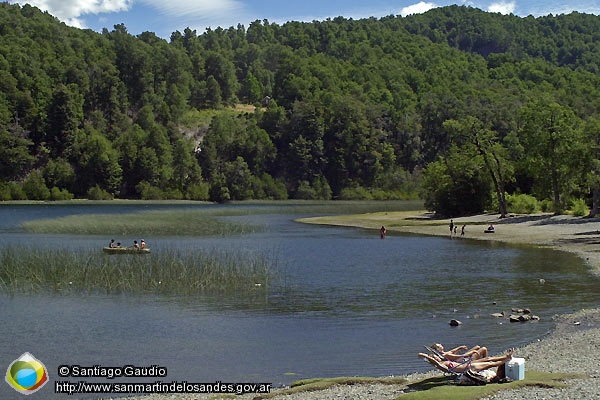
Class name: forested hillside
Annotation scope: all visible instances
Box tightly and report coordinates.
[1,3,599,216]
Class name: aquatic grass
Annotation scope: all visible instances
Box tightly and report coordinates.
[21,210,262,236]
[0,246,273,296]
[19,200,423,236]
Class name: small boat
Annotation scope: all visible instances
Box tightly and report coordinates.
[103,247,151,254]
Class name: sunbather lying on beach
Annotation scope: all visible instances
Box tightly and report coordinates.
[429,343,489,361]
[418,348,515,374]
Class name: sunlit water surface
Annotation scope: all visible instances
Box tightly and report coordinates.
[0,203,598,399]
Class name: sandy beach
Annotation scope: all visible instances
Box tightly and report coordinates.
[125,211,600,400]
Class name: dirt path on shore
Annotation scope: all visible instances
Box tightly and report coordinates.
[298,211,600,277]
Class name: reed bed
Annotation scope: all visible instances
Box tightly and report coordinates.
[18,200,424,236]
[0,246,273,295]
[21,210,262,236]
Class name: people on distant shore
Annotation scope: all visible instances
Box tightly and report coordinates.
[380,226,387,239]
[449,219,454,237]
[461,225,466,237]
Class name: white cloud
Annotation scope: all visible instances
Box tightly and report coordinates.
[488,1,516,14]
[139,0,244,20]
[9,0,132,28]
[400,2,438,17]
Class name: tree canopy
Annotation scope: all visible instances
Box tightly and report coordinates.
[1,3,599,214]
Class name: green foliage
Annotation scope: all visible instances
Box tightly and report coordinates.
[22,171,50,200]
[569,198,589,216]
[185,182,210,201]
[340,186,374,200]
[136,181,163,200]
[11,184,27,200]
[87,185,113,200]
[252,174,288,200]
[0,127,35,182]
[539,199,555,213]
[49,187,74,201]
[421,148,493,217]
[0,2,599,209]
[506,193,539,214]
[43,158,75,192]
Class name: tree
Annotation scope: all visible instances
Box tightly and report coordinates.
[519,98,583,213]
[421,145,492,216]
[240,71,262,103]
[45,84,84,158]
[72,126,122,196]
[583,117,600,216]
[443,117,512,217]
[0,125,34,181]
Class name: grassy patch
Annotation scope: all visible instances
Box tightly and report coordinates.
[19,200,424,236]
[0,246,273,295]
[297,209,437,229]
[401,370,586,399]
[21,209,261,236]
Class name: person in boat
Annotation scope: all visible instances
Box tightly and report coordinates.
[116,242,122,248]
[129,240,139,249]
[140,239,146,249]
[109,239,116,248]
[380,226,387,239]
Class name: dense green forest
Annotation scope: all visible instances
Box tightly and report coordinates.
[1,3,599,216]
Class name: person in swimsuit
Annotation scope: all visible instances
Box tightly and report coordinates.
[418,348,515,374]
[429,343,489,362]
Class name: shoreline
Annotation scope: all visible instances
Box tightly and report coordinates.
[128,211,600,400]
[298,211,600,277]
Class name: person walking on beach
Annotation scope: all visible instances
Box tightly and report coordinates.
[449,219,454,237]
[461,225,465,237]
[380,226,387,239]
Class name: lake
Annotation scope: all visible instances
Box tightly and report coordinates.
[1,202,599,399]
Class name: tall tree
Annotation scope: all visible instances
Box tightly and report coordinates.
[519,97,583,213]
[443,116,512,217]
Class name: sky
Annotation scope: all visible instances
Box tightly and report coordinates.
[8,0,600,39]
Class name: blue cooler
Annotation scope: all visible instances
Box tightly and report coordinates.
[506,357,525,380]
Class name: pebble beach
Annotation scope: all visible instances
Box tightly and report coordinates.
[126,212,600,400]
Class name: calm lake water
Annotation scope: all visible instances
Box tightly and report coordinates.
[1,202,599,399]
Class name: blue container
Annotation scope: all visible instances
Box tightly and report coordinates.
[506,357,525,380]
